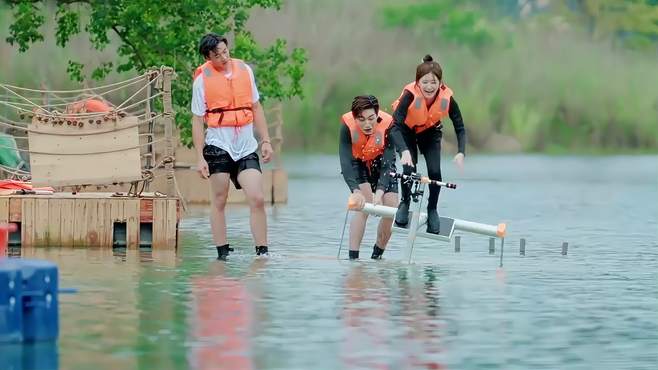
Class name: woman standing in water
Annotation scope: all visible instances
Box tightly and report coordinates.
[390,55,466,234]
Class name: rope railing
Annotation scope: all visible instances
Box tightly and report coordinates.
[0,67,180,201]
[0,112,165,136]
[0,73,147,94]
[0,90,163,118]
[0,77,146,107]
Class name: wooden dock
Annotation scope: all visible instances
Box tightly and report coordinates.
[0,193,180,249]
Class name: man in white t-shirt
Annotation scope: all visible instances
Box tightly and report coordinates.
[191,33,273,261]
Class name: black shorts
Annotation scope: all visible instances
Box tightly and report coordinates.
[357,163,399,194]
[202,144,261,189]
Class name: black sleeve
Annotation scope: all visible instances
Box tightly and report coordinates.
[339,124,361,192]
[376,135,397,191]
[448,96,466,155]
[390,90,414,153]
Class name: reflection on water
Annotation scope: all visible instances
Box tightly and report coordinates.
[341,265,446,369]
[188,260,268,370]
[4,155,657,370]
[0,342,59,370]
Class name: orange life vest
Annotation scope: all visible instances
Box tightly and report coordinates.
[391,82,453,133]
[341,111,393,163]
[66,98,112,114]
[193,59,254,127]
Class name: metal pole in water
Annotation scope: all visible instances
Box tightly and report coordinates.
[499,238,505,267]
[489,238,495,254]
[404,183,426,264]
[561,242,568,256]
[337,209,350,259]
[520,238,526,256]
[454,236,461,253]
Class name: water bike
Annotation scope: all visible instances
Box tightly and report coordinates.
[338,171,506,264]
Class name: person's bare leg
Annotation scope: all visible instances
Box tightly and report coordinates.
[348,184,373,258]
[237,169,267,247]
[209,173,231,245]
[375,191,399,249]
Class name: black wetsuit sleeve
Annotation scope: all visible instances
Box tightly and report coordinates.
[448,96,466,155]
[339,124,361,192]
[376,136,396,191]
[390,90,414,153]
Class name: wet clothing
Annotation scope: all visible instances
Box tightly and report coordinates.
[389,90,466,209]
[202,144,261,190]
[339,124,398,194]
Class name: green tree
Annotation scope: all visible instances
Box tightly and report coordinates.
[4,0,307,145]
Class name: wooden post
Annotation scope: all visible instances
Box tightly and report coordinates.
[144,71,153,171]
[161,67,176,197]
[40,82,48,107]
[269,102,284,169]
[143,71,154,192]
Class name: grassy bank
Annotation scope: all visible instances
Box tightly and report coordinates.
[249,0,658,154]
[2,1,657,154]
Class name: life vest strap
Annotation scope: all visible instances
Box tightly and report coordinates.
[205,106,251,126]
[205,106,251,114]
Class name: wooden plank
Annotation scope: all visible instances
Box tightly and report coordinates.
[140,198,153,222]
[262,168,273,204]
[9,198,21,222]
[47,199,61,246]
[161,69,176,197]
[60,199,75,248]
[110,199,125,221]
[151,199,167,249]
[150,167,211,204]
[96,199,113,248]
[165,199,178,249]
[28,116,142,187]
[0,198,9,223]
[30,153,141,187]
[99,199,112,247]
[273,168,289,203]
[21,198,35,247]
[85,200,100,248]
[109,198,124,248]
[73,199,88,247]
[125,199,140,249]
[144,74,153,170]
[34,199,50,247]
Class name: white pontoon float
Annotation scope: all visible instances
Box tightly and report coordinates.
[338,172,507,264]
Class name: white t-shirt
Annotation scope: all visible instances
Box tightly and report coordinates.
[191,62,260,161]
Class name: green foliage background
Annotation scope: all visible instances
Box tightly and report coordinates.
[2,0,657,153]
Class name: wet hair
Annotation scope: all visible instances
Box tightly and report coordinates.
[415,54,442,82]
[351,95,381,121]
[198,33,228,58]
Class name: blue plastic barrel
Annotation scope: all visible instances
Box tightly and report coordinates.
[0,259,59,343]
[0,260,22,342]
